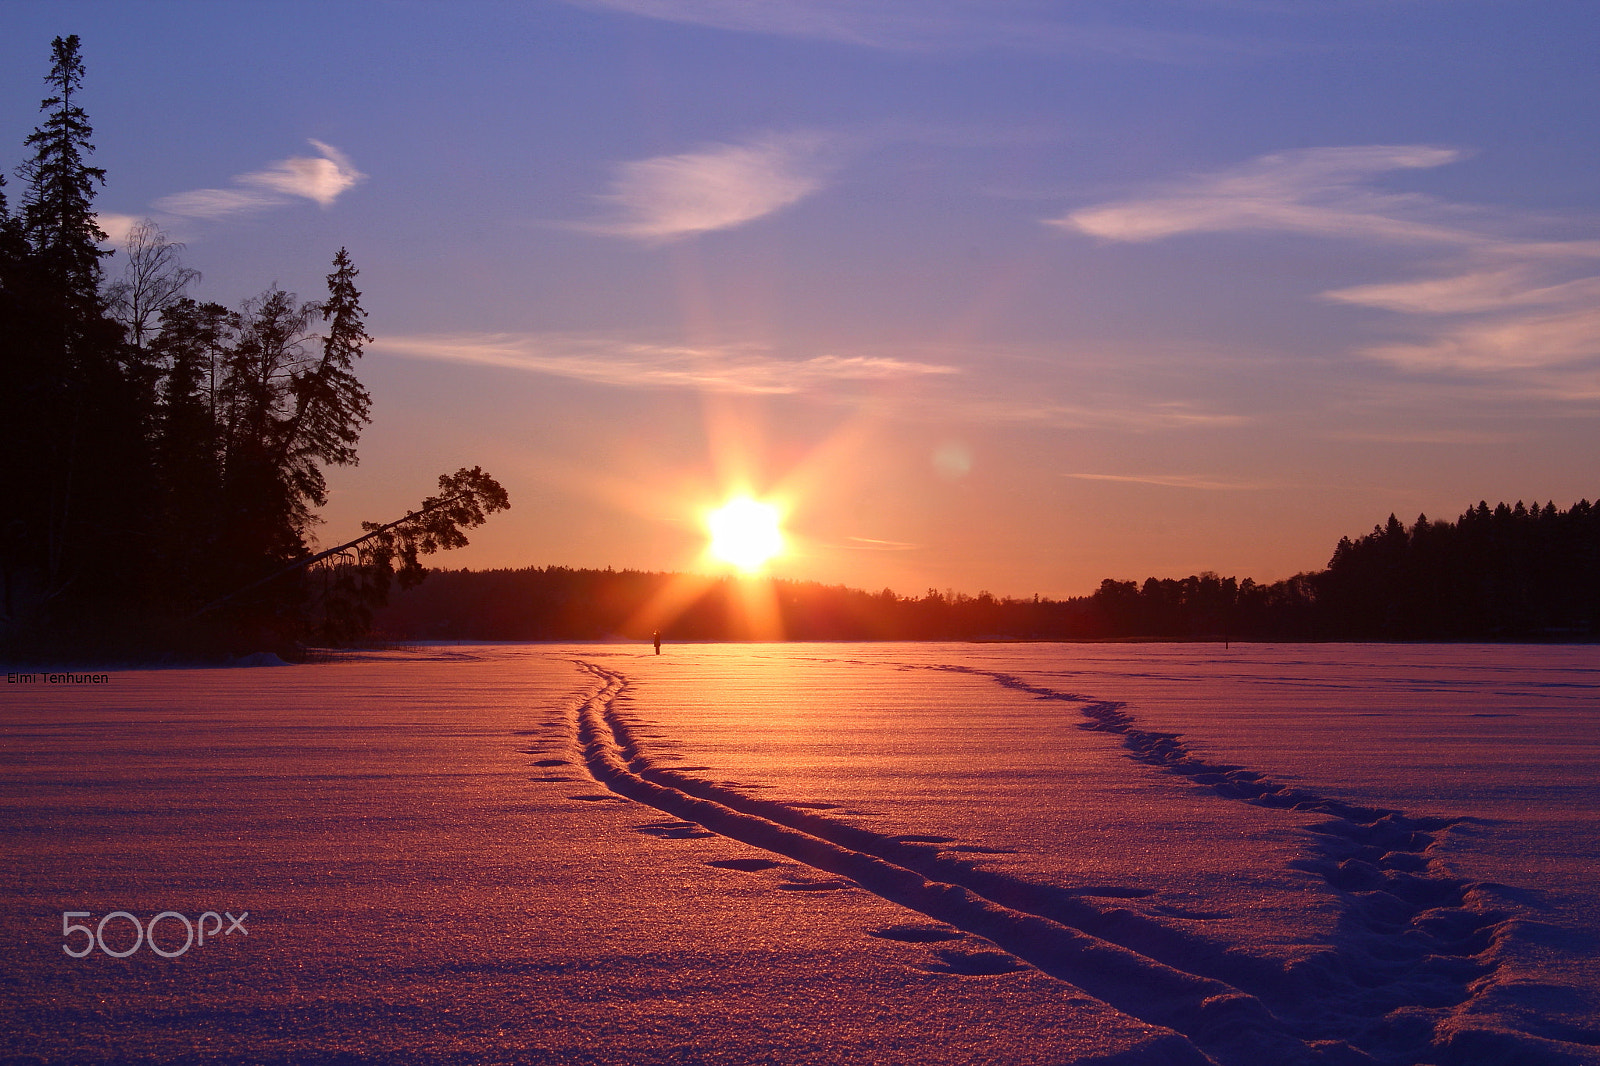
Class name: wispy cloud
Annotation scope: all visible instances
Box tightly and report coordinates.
[1063,472,1271,490]
[948,396,1248,431]
[1326,428,1513,446]
[155,188,282,220]
[94,212,143,245]
[1055,145,1600,379]
[372,332,957,394]
[152,140,365,221]
[239,140,363,206]
[1324,267,1600,316]
[375,331,1260,432]
[582,132,836,241]
[1053,145,1473,244]
[845,536,920,551]
[1355,306,1600,373]
[1323,258,1600,372]
[562,0,1242,60]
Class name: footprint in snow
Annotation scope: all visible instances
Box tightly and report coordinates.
[923,947,1028,976]
[870,924,966,943]
[706,858,786,872]
[635,822,715,839]
[778,879,854,892]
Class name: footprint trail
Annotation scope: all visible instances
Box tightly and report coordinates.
[555,657,1562,1066]
[567,660,1341,1066]
[903,662,1528,1065]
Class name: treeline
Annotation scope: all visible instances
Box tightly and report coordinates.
[1318,500,1599,639]
[1,37,505,658]
[374,498,1599,643]
[372,567,1091,642]
[1095,499,1598,640]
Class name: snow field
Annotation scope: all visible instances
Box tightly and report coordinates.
[574,642,1600,1065]
[2,646,1193,1065]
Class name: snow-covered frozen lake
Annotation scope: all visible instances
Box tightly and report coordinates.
[3,642,1596,1065]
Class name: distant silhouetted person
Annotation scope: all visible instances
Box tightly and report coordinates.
[653,630,662,655]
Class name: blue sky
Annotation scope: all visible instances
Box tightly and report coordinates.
[4,1,1597,596]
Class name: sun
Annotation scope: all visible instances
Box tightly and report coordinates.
[706,497,785,572]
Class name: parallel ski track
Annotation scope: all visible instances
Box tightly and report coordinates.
[564,657,1540,1066]
[572,660,1324,1066]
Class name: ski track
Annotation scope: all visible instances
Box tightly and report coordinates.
[535,656,1587,1066]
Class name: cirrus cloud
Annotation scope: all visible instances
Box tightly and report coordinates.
[151,140,365,221]
[238,139,364,206]
[371,331,957,395]
[1063,472,1273,491]
[561,0,1241,61]
[93,212,143,245]
[372,331,1252,432]
[1053,145,1600,380]
[581,132,838,242]
[1053,145,1473,245]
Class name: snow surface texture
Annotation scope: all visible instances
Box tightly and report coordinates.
[2,643,1596,1065]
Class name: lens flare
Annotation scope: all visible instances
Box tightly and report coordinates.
[706,497,784,571]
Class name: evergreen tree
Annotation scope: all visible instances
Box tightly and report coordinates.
[146,298,235,614]
[209,286,318,642]
[276,248,372,510]
[18,35,109,304]
[0,172,36,628]
[205,258,371,628]
[1,35,143,649]
[2,39,507,656]
[192,256,381,649]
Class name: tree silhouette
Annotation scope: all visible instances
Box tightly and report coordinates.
[2,34,142,647]
[19,35,109,302]
[104,220,200,352]
[1,39,508,657]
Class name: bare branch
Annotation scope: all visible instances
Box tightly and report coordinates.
[104,219,200,349]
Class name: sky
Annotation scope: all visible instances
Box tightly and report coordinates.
[4,1,1598,599]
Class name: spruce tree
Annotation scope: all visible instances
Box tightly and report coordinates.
[2,40,508,655]
[199,255,374,650]
[2,35,145,650]
[216,287,317,604]
[0,173,35,633]
[19,35,110,307]
[279,248,372,488]
[147,298,234,616]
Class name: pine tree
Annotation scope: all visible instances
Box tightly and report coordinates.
[146,298,234,613]
[2,40,507,655]
[2,35,144,649]
[194,255,377,650]
[0,173,37,630]
[278,248,372,490]
[19,35,110,307]
[215,287,317,600]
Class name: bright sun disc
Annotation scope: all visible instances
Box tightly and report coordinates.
[706,497,784,571]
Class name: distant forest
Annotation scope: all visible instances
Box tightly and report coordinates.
[375,498,1599,643]
[1,37,505,658]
